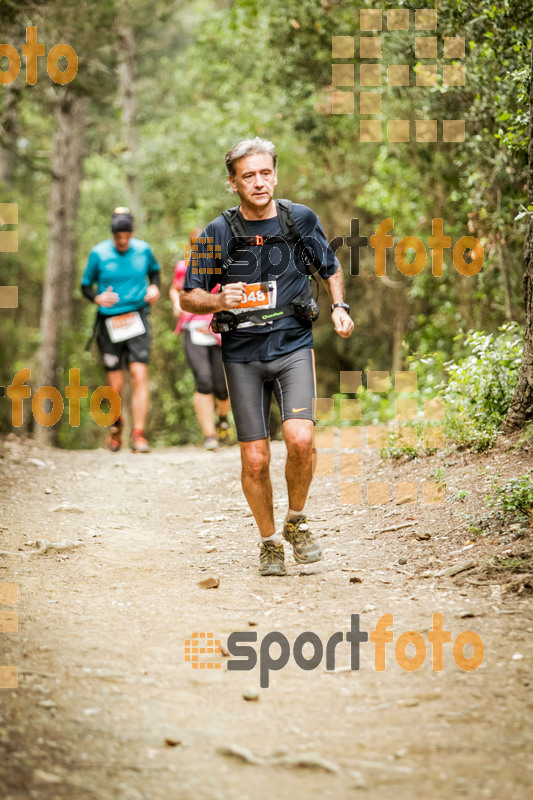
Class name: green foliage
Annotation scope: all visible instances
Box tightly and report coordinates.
[486,555,533,574]
[379,429,421,461]
[464,473,533,537]
[428,467,446,488]
[515,422,533,450]
[486,474,533,523]
[437,323,523,450]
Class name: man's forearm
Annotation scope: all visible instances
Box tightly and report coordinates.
[322,266,345,304]
[180,288,224,314]
[81,283,97,302]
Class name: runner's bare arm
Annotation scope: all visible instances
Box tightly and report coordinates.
[322,268,354,338]
[169,284,182,318]
[180,283,247,314]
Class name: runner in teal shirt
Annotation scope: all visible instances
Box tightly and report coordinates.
[82,237,159,316]
[81,208,160,453]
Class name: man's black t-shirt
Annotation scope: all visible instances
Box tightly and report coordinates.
[183,203,338,362]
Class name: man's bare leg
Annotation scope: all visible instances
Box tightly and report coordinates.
[105,369,125,450]
[239,438,276,538]
[283,418,314,512]
[107,369,124,396]
[129,362,149,432]
[282,418,321,563]
[194,391,217,438]
[216,397,231,418]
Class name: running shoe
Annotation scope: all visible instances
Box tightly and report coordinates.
[283,514,322,564]
[259,540,287,576]
[216,418,232,444]
[204,436,218,451]
[131,434,151,453]
[106,416,123,452]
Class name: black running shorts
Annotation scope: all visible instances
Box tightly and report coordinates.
[183,330,228,400]
[223,348,316,442]
[96,308,151,371]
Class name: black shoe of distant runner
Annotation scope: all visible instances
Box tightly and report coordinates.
[106,415,123,452]
[283,515,322,564]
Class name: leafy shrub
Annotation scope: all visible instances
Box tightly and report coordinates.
[379,424,423,460]
[466,473,533,537]
[437,323,522,451]
[486,474,533,524]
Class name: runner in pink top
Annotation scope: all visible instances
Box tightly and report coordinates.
[170,229,231,449]
[172,259,220,339]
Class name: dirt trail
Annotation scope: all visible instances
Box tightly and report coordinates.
[0,434,532,800]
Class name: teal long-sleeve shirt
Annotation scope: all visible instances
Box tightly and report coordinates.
[81,238,160,316]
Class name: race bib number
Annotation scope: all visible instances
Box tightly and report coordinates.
[235,281,277,310]
[189,321,218,346]
[105,311,146,343]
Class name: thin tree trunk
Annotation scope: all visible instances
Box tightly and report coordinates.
[379,276,409,372]
[392,288,408,372]
[35,89,88,446]
[118,22,140,218]
[497,244,513,321]
[0,27,24,188]
[504,41,533,432]
[496,189,513,321]
[0,85,20,187]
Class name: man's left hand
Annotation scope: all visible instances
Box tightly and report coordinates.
[332,308,354,338]
[144,284,160,304]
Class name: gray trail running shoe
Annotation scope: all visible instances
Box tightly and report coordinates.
[259,540,287,577]
[283,515,322,564]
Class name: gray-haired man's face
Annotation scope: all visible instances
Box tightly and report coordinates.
[228,153,277,214]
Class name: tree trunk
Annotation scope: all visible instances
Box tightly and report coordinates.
[0,85,20,187]
[496,189,513,321]
[392,288,408,372]
[503,41,533,433]
[118,22,141,218]
[379,276,409,372]
[35,89,88,446]
[0,26,25,188]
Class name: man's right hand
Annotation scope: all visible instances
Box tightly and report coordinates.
[220,282,247,310]
[95,286,119,308]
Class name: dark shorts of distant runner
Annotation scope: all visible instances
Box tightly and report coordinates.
[183,330,228,400]
[96,307,151,371]
[223,348,316,442]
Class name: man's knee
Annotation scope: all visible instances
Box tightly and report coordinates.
[285,422,313,457]
[107,369,124,394]
[129,362,147,386]
[241,442,270,480]
[196,377,214,395]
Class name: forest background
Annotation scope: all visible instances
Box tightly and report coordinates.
[0,0,531,449]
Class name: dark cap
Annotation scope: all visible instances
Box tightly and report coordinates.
[111,207,134,233]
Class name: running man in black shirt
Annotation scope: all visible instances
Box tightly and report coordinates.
[181,138,354,576]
